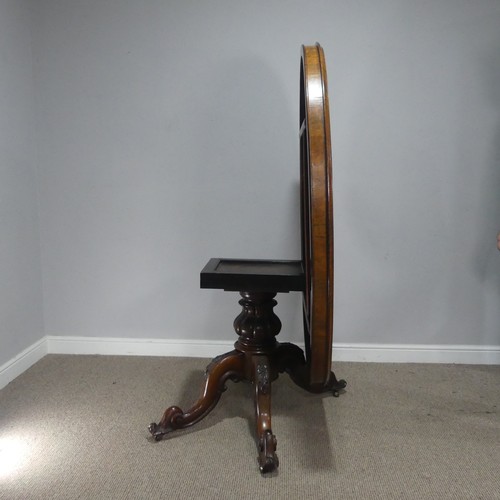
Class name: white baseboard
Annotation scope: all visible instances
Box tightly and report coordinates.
[46,336,500,365]
[333,343,500,364]
[0,338,48,390]
[1,336,499,390]
[46,336,235,359]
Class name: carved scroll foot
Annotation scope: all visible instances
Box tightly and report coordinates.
[148,349,245,440]
[148,406,183,440]
[329,374,347,397]
[307,371,347,396]
[253,355,279,473]
[258,430,279,473]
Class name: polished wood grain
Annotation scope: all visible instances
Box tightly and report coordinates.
[300,43,335,389]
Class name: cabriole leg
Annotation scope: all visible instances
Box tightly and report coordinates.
[149,350,245,440]
[253,355,279,473]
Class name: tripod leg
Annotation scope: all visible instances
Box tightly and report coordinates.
[149,350,245,439]
[274,342,346,396]
[253,355,279,473]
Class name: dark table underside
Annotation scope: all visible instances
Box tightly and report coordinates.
[200,258,305,292]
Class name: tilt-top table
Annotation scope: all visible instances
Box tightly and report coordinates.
[149,44,346,473]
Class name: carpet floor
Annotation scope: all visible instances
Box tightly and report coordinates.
[0,355,498,499]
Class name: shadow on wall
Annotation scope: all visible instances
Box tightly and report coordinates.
[465,44,500,346]
[474,45,500,291]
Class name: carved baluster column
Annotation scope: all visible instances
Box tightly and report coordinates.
[233,292,282,353]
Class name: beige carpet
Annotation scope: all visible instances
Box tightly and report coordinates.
[0,355,498,499]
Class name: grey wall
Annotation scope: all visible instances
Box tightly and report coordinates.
[0,0,44,366]
[23,0,500,348]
